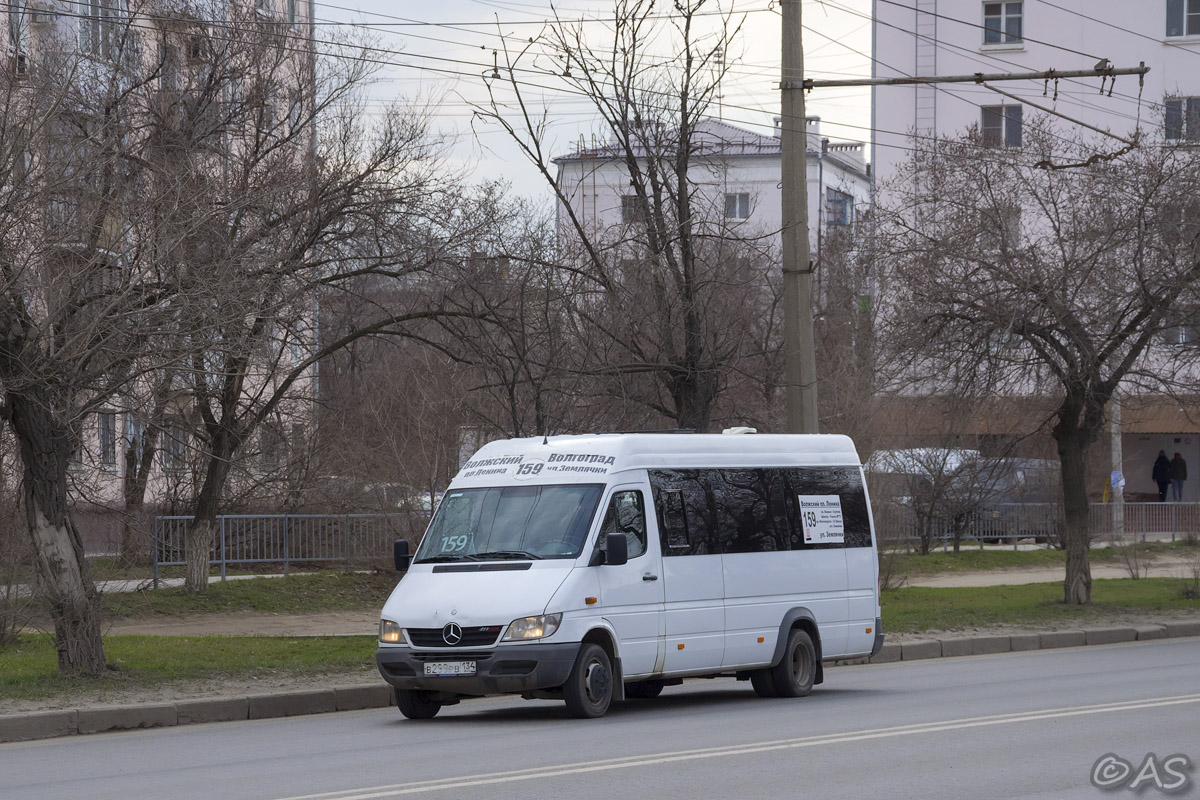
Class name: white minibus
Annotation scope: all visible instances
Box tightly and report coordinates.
[375,432,883,719]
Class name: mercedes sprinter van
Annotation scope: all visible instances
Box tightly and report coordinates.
[376,432,883,718]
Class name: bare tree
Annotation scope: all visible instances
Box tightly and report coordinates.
[149,10,486,592]
[881,123,1200,604]
[476,0,779,431]
[0,7,191,671]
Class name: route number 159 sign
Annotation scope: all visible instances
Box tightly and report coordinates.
[798,495,845,544]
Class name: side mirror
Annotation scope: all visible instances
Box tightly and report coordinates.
[605,533,629,567]
[393,539,412,572]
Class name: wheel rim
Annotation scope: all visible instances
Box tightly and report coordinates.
[790,641,812,686]
[584,659,611,705]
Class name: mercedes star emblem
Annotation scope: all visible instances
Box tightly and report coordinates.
[442,622,463,646]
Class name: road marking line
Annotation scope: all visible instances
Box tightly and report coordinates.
[273,692,1200,800]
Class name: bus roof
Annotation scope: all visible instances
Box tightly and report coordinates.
[449,433,862,488]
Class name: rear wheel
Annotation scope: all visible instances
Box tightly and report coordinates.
[624,680,664,699]
[396,689,442,719]
[769,628,816,698]
[563,643,614,718]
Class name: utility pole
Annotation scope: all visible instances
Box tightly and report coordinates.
[1111,388,1124,544]
[780,0,818,434]
[778,46,1148,436]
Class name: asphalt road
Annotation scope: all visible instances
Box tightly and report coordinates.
[3,639,1199,800]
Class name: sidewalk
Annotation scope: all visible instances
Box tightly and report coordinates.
[906,556,1198,588]
[10,572,298,600]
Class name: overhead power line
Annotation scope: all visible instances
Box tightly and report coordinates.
[805,64,1150,90]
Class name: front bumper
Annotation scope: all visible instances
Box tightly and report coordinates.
[376,642,580,697]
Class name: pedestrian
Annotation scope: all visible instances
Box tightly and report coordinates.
[1153,450,1171,502]
[1170,452,1188,502]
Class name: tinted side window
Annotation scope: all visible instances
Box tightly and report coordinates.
[650,469,720,555]
[715,468,790,553]
[785,467,872,549]
[657,488,690,551]
[652,466,873,553]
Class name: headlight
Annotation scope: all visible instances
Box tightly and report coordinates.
[379,619,403,644]
[502,613,562,641]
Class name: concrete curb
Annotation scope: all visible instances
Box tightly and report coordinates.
[2,624,1198,745]
[0,684,393,744]
[863,623,1200,668]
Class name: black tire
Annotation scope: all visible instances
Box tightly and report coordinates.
[770,628,816,698]
[750,669,778,698]
[563,643,614,718]
[396,689,442,719]
[624,680,664,699]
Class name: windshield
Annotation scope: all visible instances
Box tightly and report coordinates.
[414,484,605,562]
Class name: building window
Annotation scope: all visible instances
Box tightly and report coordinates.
[983,2,1022,45]
[99,412,117,467]
[984,1,1022,43]
[160,420,188,471]
[1167,0,1200,37]
[620,194,646,224]
[979,206,1021,253]
[286,0,298,26]
[80,0,126,60]
[826,189,854,226]
[260,425,284,472]
[724,192,750,220]
[125,413,144,456]
[7,4,27,68]
[981,105,1022,147]
[1162,310,1200,346]
[1165,97,1200,141]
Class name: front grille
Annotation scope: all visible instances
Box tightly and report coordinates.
[406,626,503,648]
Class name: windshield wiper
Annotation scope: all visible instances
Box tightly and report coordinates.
[414,555,470,563]
[468,550,544,561]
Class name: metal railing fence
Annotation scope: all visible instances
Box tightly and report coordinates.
[873,501,1200,550]
[152,513,421,585]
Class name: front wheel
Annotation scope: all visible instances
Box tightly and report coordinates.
[396,689,442,719]
[769,628,816,698]
[563,643,614,718]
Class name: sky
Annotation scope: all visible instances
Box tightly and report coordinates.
[314,0,875,198]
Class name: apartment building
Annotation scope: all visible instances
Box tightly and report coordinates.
[554,117,872,263]
[872,0,1200,182]
[2,1,319,543]
[872,1,1200,501]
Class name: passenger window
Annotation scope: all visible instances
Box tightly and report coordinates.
[597,490,648,559]
[717,469,790,553]
[786,467,873,549]
[657,488,690,552]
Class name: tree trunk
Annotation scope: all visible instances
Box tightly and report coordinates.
[669,366,717,432]
[8,396,105,674]
[1056,427,1092,605]
[120,402,164,564]
[184,441,235,593]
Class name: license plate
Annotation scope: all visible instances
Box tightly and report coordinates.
[424,661,476,676]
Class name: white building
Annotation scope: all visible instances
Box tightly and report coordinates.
[553,117,871,261]
[872,1,1200,502]
[1,1,321,546]
[873,1,1200,184]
